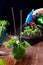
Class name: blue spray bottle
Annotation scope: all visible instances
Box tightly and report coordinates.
[25,9,34,23]
[23,9,34,28]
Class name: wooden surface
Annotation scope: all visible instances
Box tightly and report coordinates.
[0,35,43,65]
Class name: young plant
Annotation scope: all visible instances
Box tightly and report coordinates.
[0,20,8,26]
[21,24,42,37]
[0,20,8,31]
[5,36,32,60]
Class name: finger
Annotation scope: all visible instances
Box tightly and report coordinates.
[33,8,43,15]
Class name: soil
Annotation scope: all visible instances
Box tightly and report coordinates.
[0,36,43,65]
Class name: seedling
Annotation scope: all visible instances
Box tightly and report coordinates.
[5,36,32,60]
[21,25,42,37]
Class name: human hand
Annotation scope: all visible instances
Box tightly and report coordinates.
[33,8,43,16]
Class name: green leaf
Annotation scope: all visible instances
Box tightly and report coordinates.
[24,41,32,48]
[24,26,30,30]
[13,36,19,40]
[5,36,19,48]
[16,40,20,45]
[37,18,43,24]
[12,44,25,60]
[20,32,24,35]
[5,39,14,48]
[0,20,8,26]
[0,59,6,65]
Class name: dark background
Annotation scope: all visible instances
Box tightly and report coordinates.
[0,0,43,34]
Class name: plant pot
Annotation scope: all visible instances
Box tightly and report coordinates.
[21,24,43,45]
[20,34,43,45]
